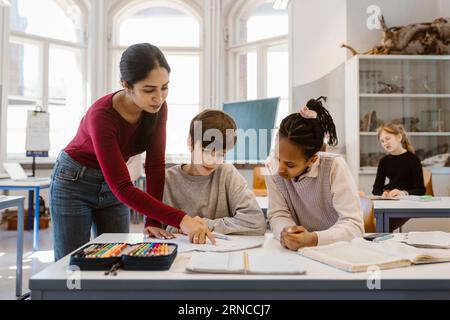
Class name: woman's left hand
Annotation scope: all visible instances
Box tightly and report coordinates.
[143,226,175,240]
[388,189,408,197]
[280,226,318,251]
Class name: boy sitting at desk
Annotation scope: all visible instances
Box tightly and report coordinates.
[144,109,266,241]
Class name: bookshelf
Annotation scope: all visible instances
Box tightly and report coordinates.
[345,55,450,187]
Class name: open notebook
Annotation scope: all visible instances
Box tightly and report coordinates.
[400,231,450,249]
[186,252,306,275]
[369,195,399,201]
[144,234,265,253]
[298,238,450,273]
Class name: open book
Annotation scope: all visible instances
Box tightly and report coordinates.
[298,238,450,273]
[186,252,306,275]
[400,232,450,249]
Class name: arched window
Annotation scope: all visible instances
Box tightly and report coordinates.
[6,0,86,159]
[228,0,289,126]
[110,1,202,158]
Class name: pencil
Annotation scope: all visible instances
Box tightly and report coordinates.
[101,244,122,258]
[143,243,155,256]
[93,244,115,258]
[129,243,146,256]
[135,244,150,256]
[87,244,109,257]
[151,243,160,256]
[243,251,249,274]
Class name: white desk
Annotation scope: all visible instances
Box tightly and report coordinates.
[29,233,450,300]
[374,197,450,232]
[0,196,25,296]
[0,179,50,250]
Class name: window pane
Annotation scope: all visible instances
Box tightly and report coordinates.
[267,45,289,125]
[119,6,199,47]
[48,47,83,157]
[164,54,200,155]
[165,55,199,105]
[49,46,83,101]
[238,52,257,100]
[8,42,40,98]
[267,45,288,98]
[165,104,199,155]
[239,2,288,43]
[10,0,83,43]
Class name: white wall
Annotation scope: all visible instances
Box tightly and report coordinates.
[291,0,347,88]
[439,0,450,16]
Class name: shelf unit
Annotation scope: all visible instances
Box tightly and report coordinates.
[345,55,450,186]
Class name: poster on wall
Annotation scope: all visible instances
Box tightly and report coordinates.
[25,110,49,157]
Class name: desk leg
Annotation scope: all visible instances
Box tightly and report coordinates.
[33,188,40,251]
[27,190,34,231]
[16,200,24,297]
[383,213,391,234]
[375,211,384,232]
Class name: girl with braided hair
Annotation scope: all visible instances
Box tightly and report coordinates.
[265,97,364,251]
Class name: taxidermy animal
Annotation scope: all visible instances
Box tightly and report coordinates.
[341,16,450,55]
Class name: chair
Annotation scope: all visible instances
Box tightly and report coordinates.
[359,192,376,233]
[423,167,434,196]
[253,166,268,196]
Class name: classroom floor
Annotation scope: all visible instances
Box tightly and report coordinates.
[0,219,145,300]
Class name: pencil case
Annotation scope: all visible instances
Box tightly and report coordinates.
[69,242,178,274]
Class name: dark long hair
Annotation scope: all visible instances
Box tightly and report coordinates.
[120,43,171,153]
[278,96,338,159]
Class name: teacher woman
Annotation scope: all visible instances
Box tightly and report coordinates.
[50,43,214,261]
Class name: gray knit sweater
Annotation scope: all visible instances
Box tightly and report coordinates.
[164,164,266,235]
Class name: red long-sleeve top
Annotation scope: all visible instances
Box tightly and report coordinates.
[64,91,186,228]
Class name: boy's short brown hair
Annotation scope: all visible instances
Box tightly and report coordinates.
[189,109,237,151]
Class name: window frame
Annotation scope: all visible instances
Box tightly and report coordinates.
[226,0,291,117]
[2,0,88,162]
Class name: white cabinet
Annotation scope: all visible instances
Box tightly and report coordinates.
[345,55,450,191]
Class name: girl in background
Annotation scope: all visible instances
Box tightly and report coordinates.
[372,123,425,231]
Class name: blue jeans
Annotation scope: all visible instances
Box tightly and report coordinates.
[50,151,130,261]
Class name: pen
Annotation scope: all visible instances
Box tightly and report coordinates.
[212,232,229,240]
[374,234,394,242]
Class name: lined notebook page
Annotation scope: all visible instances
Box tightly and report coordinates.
[247,254,306,274]
[404,232,450,249]
[186,252,305,274]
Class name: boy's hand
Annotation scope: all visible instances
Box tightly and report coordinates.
[280,226,318,251]
[143,226,175,240]
[388,189,408,197]
[382,190,390,197]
